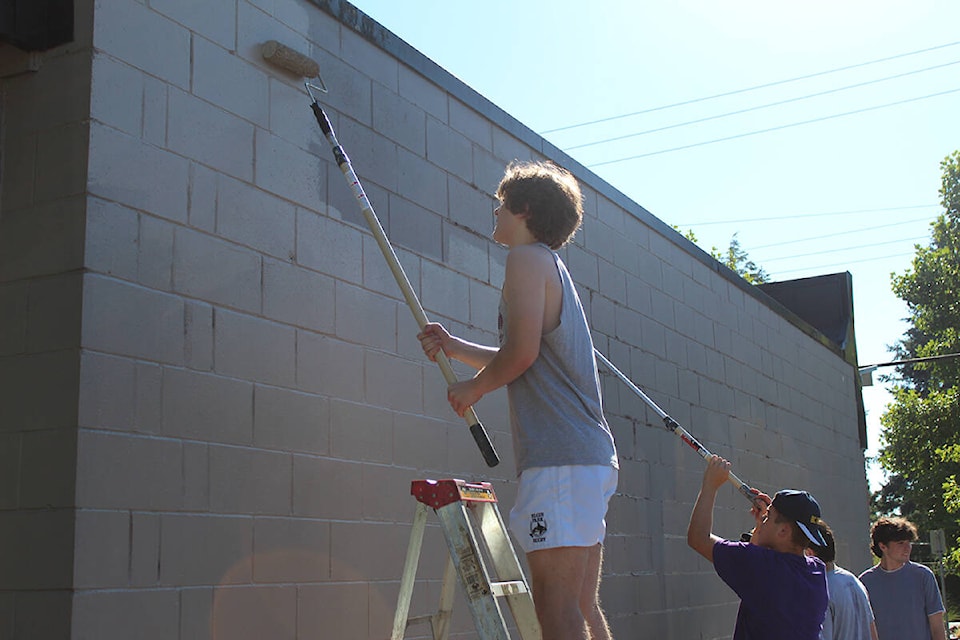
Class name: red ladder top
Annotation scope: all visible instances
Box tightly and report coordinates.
[411,479,498,508]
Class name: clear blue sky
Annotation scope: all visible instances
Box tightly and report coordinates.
[350,0,960,489]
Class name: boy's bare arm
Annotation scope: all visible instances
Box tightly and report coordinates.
[449,339,499,369]
[418,323,498,370]
[469,245,549,395]
[687,455,729,561]
[441,246,550,417]
[419,246,553,417]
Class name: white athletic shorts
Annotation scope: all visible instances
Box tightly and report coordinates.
[508,465,618,554]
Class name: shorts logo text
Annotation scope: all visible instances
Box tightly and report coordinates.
[529,512,547,544]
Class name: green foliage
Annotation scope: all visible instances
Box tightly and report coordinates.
[876,150,960,575]
[890,153,960,388]
[875,387,960,564]
[673,225,699,243]
[711,232,770,284]
[675,227,770,284]
[943,443,960,570]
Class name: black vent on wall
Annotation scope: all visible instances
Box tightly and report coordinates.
[0,0,73,51]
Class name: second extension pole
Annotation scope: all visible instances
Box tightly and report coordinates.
[594,350,762,508]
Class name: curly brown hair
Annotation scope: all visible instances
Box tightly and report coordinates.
[870,516,917,557]
[496,161,583,250]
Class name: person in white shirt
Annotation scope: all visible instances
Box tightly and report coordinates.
[810,524,879,640]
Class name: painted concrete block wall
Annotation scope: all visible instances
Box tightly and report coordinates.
[0,3,96,635]
[0,0,871,638]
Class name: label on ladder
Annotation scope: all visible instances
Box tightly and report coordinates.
[458,546,489,600]
[411,478,498,508]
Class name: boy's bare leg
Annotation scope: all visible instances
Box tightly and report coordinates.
[527,545,612,640]
[580,544,612,640]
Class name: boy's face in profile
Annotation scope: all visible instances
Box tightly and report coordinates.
[493,201,528,247]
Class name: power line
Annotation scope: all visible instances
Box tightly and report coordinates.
[773,252,915,275]
[565,59,960,152]
[758,236,927,263]
[541,40,960,134]
[678,204,936,226]
[750,216,937,250]
[588,86,960,167]
[859,352,960,370]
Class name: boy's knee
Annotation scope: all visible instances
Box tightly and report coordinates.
[534,598,587,637]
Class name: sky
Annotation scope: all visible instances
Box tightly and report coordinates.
[349,0,960,490]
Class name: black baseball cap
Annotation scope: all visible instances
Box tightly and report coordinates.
[771,489,827,547]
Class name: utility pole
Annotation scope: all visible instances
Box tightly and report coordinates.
[930,529,949,638]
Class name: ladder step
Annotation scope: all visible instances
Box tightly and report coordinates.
[490,580,530,597]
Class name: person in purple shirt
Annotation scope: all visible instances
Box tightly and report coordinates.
[688,455,829,640]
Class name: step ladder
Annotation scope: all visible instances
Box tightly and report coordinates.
[391,478,541,640]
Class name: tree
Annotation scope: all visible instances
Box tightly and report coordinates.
[674,228,770,284]
[674,226,699,244]
[875,150,960,572]
[943,442,960,567]
[875,387,960,548]
[890,151,960,387]
[711,233,770,284]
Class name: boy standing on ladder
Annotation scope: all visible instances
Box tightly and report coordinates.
[418,161,619,640]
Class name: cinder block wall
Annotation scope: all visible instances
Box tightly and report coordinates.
[0,0,872,638]
[0,1,94,636]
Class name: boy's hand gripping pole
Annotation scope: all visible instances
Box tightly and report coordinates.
[594,350,762,508]
[305,84,499,468]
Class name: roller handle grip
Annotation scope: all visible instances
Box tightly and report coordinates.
[431,352,500,468]
[469,421,500,467]
[311,102,332,134]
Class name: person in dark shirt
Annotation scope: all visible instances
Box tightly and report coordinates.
[688,455,829,640]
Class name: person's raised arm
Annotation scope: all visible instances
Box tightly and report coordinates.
[688,455,732,562]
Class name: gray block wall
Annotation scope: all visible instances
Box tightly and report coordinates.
[0,0,872,638]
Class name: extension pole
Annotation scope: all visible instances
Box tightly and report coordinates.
[594,350,762,507]
[305,84,499,468]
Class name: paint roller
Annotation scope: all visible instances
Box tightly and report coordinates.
[261,40,321,79]
[260,41,500,467]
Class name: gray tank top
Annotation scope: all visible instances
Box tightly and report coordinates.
[498,246,618,475]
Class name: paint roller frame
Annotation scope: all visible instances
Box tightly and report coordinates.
[261,41,500,468]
